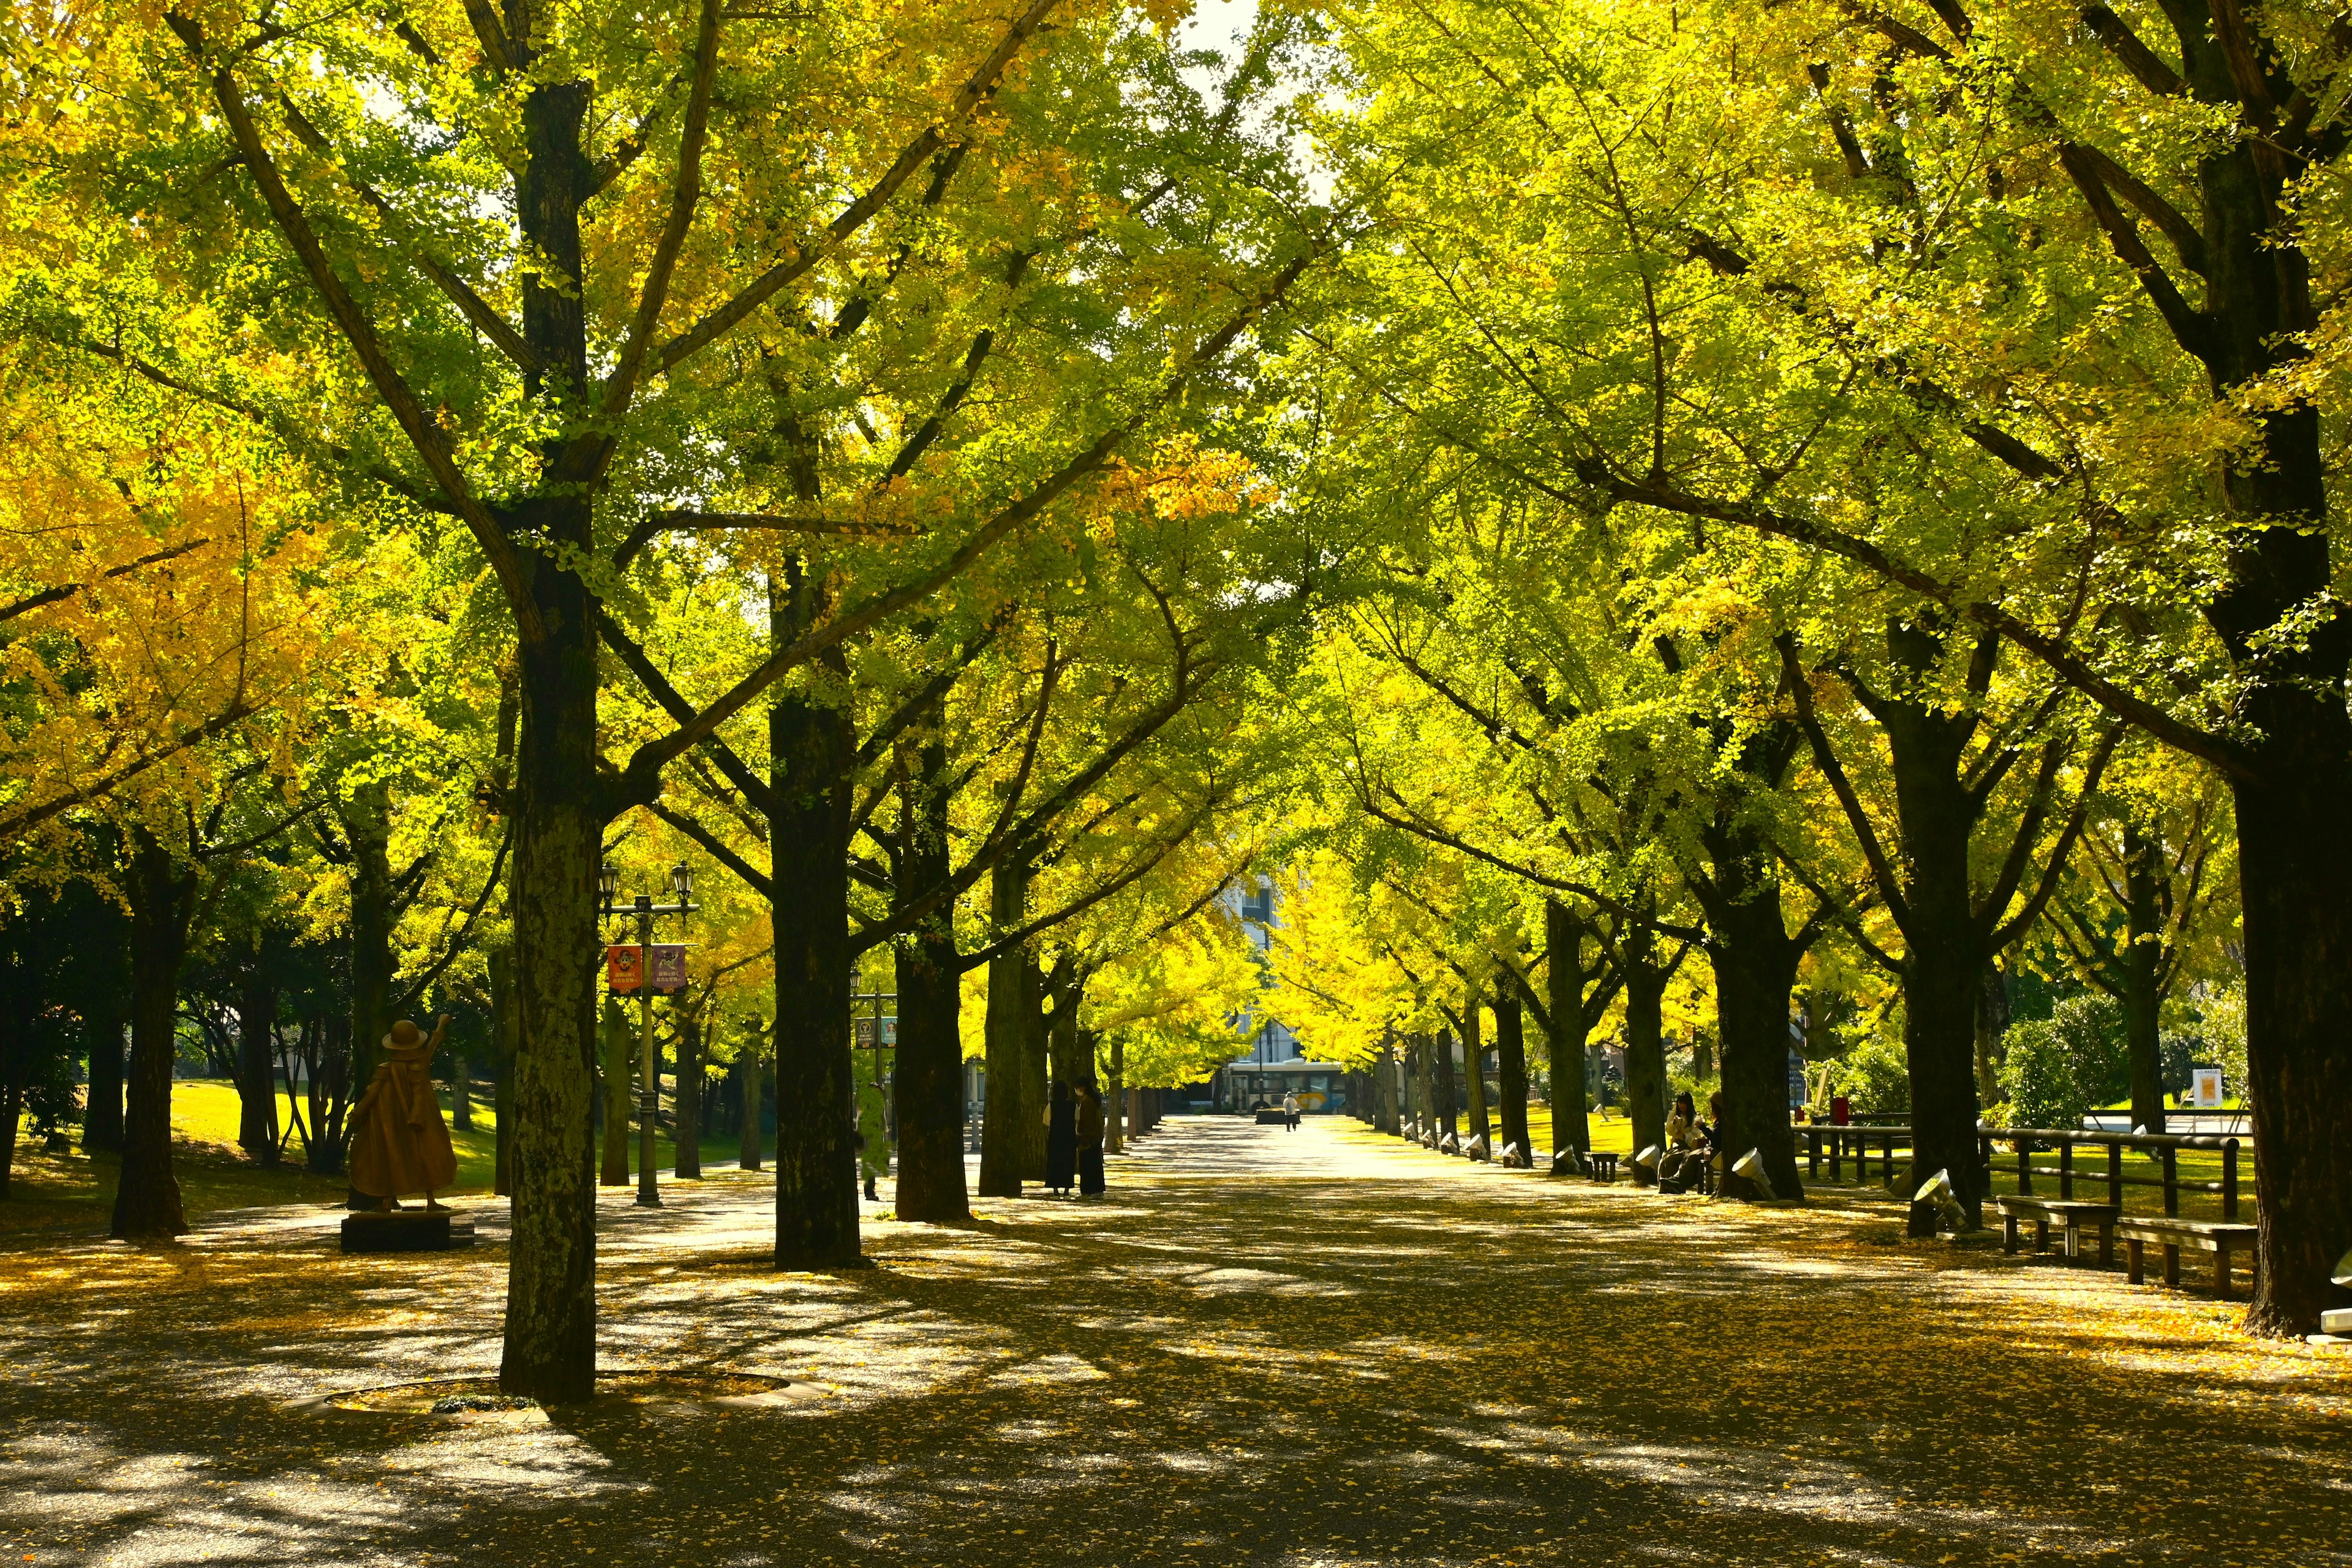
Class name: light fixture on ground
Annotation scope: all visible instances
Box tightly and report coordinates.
[1914,1169,1969,1234]
[1730,1148,1776,1200]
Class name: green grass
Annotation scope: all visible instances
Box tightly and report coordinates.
[1,1079,760,1237]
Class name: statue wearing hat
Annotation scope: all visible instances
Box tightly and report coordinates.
[350,1015,459,1209]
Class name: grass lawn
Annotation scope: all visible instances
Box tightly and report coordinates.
[0,1079,757,1238]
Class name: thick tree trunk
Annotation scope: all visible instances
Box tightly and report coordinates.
[111,829,194,1238]
[81,1011,124,1155]
[342,781,394,1117]
[2119,823,2166,1136]
[893,728,971,1224]
[768,633,861,1267]
[1493,994,1529,1163]
[1431,1030,1458,1141]
[2231,721,2352,1335]
[1411,1035,1432,1142]
[496,537,607,1403]
[1018,956,1050,1182]
[489,941,516,1196]
[1698,842,1806,1202]
[1973,960,2008,1111]
[978,857,1031,1197]
[1545,900,1591,1157]
[236,957,279,1167]
[1376,1035,1400,1136]
[1105,1036,1125,1154]
[674,1012,701,1179]
[1621,929,1672,1164]
[739,1042,764,1170]
[1461,992,1490,1156]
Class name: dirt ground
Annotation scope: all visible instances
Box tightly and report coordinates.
[0,1116,2342,1566]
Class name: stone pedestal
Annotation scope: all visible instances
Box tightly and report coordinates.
[340,1211,476,1253]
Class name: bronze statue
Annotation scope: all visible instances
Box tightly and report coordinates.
[350,1016,459,1209]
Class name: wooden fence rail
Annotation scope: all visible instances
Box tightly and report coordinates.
[1800,1122,2252,1220]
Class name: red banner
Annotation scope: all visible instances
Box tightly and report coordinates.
[606,944,644,993]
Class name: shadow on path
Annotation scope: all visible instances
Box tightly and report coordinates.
[0,1116,2342,1566]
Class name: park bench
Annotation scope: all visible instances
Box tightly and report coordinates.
[1588,1152,1618,1182]
[1992,1196,2117,1267]
[2116,1216,2260,1300]
[1253,1109,1287,1126]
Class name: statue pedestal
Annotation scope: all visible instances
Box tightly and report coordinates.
[341,1211,476,1253]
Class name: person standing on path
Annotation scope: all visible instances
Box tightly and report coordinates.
[1283,1090,1300,1130]
[1045,1080,1079,1195]
[1076,1079,1106,1196]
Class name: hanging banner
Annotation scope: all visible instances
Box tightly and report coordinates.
[649,944,689,995]
[854,1016,899,1047]
[606,945,645,993]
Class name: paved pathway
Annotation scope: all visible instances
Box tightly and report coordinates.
[0,1117,2344,1566]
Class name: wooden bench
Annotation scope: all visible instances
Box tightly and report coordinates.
[1253,1109,1287,1125]
[1589,1152,1619,1182]
[2116,1216,2260,1300]
[1992,1196,2117,1267]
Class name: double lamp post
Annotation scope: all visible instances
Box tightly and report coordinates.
[599,861,696,1208]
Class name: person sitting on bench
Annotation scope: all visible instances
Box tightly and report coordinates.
[1657,1091,1713,1193]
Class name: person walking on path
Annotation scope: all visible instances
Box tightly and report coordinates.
[1076,1079,1106,1196]
[1283,1090,1300,1130]
[1045,1080,1079,1195]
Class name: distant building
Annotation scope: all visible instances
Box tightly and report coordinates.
[1219,872,1296,1066]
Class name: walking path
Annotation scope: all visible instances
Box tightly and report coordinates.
[0,1117,2343,1566]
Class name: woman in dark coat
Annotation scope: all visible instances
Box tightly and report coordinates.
[1076,1080,1106,1196]
[1044,1080,1079,1195]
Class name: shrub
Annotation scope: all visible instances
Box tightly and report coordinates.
[1997,995,2127,1129]
[1833,1032,1910,1115]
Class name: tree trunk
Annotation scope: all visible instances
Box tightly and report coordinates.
[1545,900,1591,1157]
[1018,956,1050,1182]
[767,613,861,1267]
[1105,1036,1124,1155]
[674,1012,701,1178]
[111,829,195,1238]
[1431,1030,1458,1141]
[893,726,971,1224]
[1375,1034,1400,1136]
[1695,829,1807,1202]
[739,1036,764,1170]
[1409,1035,1430,1140]
[1493,993,1529,1164]
[2231,722,2352,1335]
[1973,960,2008,1111]
[342,780,394,1120]
[1461,992,1490,1156]
[81,1011,124,1155]
[496,513,608,1403]
[978,856,1031,1198]
[600,997,630,1185]
[489,941,516,1196]
[236,956,280,1167]
[450,1052,472,1132]
[2120,822,2166,1136]
[1621,935,1670,1166]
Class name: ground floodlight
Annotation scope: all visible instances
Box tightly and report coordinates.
[1731,1148,1776,1200]
[2132,1125,2149,1137]
[1633,1144,1661,1170]
[1915,1169,1967,1232]
[2334,1247,2352,1289]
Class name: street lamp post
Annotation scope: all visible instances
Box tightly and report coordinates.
[601,861,696,1208]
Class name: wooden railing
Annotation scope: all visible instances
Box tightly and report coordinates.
[1801,1121,2252,1220]
[1977,1126,2250,1221]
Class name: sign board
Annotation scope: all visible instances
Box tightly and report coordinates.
[648,944,689,995]
[2190,1066,2225,1109]
[606,944,644,993]
[1788,1049,1807,1110]
[854,1016,899,1047]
